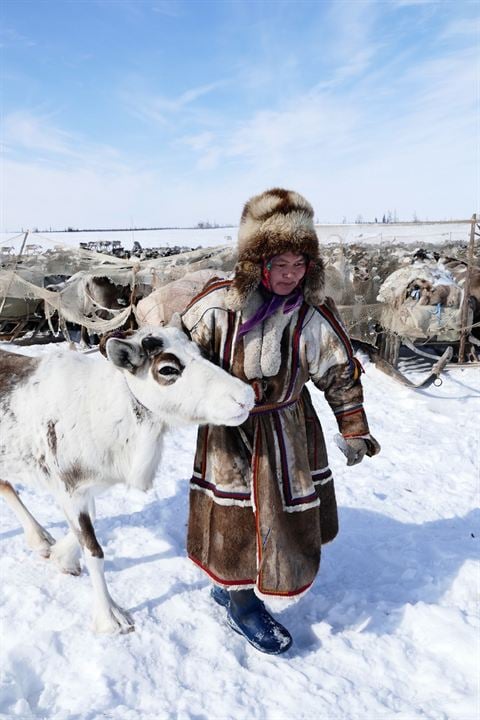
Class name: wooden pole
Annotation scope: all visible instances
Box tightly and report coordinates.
[458,214,477,363]
[0,230,29,317]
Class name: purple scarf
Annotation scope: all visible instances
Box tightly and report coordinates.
[237,286,304,339]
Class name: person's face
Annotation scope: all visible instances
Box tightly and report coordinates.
[269,252,307,295]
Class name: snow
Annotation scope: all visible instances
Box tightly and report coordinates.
[0,343,479,720]
[0,220,472,254]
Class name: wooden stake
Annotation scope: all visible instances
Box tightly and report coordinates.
[458,214,477,363]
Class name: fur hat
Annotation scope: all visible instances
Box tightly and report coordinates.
[226,188,325,310]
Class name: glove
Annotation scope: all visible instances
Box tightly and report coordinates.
[335,434,381,466]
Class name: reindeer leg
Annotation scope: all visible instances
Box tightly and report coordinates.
[0,479,55,557]
[50,496,98,576]
[62,493,134,634]
[49,530,82,575]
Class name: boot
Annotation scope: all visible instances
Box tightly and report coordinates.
[210,585,230,608]
[227,589,292,655]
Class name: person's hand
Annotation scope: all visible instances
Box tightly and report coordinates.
[335,435,381,466]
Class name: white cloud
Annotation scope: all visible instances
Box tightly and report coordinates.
[440,16,480,40]
[179,131,215,152]
[120,79,227,127]
[0,27,35,49]
[2,2,477,229]
[3,111,79,158]
[1,110,124,171]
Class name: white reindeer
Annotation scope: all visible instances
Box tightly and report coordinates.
[0,326,255,634]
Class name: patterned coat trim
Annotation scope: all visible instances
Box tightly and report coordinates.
[333,401,364,416]
[312,468,333,485]
[189,398,327,510]
[190,467,333,502]
[272,411,319,508]
[183,278,232,313]
[283,302,310,401]
[190,472,252,505]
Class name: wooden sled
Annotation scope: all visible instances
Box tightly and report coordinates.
[354,337,453,389]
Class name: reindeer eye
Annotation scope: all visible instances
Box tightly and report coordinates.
[158,366,180,376]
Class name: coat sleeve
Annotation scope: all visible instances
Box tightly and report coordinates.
[307,298,372,439]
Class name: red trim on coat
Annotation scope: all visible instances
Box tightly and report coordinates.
[183,279,232,312]
[258,580,314,597]
[189,555,314,597]
[188,555,255,587]
[334,406,364,420]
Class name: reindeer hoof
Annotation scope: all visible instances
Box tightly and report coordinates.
[49,542,82,575]
[92,605,135,635]
[26,528,55,558]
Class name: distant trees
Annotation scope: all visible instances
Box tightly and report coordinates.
[196,221,220,229]
[380,210,398,224]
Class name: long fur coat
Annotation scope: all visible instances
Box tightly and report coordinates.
[181,280,372,597]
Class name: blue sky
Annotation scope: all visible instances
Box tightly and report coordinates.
[1,0,478,230]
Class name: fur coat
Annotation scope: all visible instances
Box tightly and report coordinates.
[181,280,372,597]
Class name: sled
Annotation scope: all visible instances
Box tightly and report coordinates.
[354,337,454,389]
[375,345,452,388]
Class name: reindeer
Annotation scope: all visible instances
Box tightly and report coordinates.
[0,326,255,634]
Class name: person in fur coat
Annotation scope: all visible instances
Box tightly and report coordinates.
[181,188,380,655]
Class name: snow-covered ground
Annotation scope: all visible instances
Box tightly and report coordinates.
[0,221,473,254]
[0,341,478,720]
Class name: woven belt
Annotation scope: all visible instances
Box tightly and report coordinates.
[249,396,300,415]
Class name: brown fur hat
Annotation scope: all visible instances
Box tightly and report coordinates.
[225,188,325,310]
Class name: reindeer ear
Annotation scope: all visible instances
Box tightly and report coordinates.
[106,338,145,372]
[168,312,184,330]
[99,329,135,358]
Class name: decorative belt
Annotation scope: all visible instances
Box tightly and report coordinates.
[249,396,300,416]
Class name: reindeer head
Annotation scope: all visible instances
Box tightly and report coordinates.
[106,326,255,427]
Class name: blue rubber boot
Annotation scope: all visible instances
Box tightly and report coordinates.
[227,589,292,655]
[210,585,230,608]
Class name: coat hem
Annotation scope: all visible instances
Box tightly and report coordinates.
[257,580,314,599]
[189,554,255,588]
[189,555,314,598]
